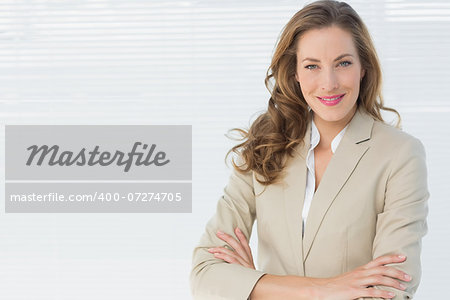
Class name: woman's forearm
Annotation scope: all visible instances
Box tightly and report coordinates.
[249,274,323,300]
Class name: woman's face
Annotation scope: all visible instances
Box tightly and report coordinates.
[295,25,365,125]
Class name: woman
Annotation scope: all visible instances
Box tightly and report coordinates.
[190,1,429,299]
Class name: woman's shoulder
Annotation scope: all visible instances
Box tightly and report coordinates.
[371,119,426,156]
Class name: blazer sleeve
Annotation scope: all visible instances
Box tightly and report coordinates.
[190,156,266,300]
[360,137,429,300]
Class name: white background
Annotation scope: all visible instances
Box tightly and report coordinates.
[0,0,448,299]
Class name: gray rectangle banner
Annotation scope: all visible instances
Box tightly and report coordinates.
[6,125,191,180]
[5,182,191,213]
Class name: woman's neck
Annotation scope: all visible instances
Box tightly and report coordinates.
[313,105,357,150]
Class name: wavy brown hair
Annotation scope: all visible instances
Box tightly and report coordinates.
[226,0,401,185]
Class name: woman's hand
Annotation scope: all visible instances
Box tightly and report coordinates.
[208,229,410,299]
[314,254,412,299]
[207,227,255,270]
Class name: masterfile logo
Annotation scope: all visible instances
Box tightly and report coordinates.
[26,142,170,172]
[5,125,192,213]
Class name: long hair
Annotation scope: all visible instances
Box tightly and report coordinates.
[226,0,401,185]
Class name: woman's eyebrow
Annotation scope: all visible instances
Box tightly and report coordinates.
[302,53,354,62]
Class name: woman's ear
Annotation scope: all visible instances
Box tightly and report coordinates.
[361,69,366,81]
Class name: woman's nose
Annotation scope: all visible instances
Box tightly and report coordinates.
[321,69,339,91]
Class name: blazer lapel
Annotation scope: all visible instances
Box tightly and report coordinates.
[302,107,374,262]
[282,118,311,276]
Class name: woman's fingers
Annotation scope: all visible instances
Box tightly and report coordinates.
[215,229,250,264]
[357,287,396,299]
[359,274,407,291]
[319,254,412,299]
[360,254,411,289]
[364,254,407,269]
[365,266,412,283]
[209,227,256,269]
[356,265,410,292]
[208,247,253,268]
[234,227,254,265]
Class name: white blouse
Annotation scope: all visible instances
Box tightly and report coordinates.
[302,118,349,237]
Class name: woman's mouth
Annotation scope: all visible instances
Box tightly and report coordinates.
[317,93,345,106]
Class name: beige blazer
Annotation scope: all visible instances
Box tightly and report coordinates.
[190,106,429,299]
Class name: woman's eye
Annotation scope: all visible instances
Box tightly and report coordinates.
[339,61,352,67]
[305,64,318,70]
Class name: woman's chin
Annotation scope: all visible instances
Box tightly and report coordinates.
[311,103,357,123]
[313,111,347,123]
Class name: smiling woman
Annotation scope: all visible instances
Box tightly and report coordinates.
[296,26,364,125]
[190,1,429,299]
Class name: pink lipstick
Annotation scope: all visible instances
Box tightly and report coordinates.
[317,93,345,106]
